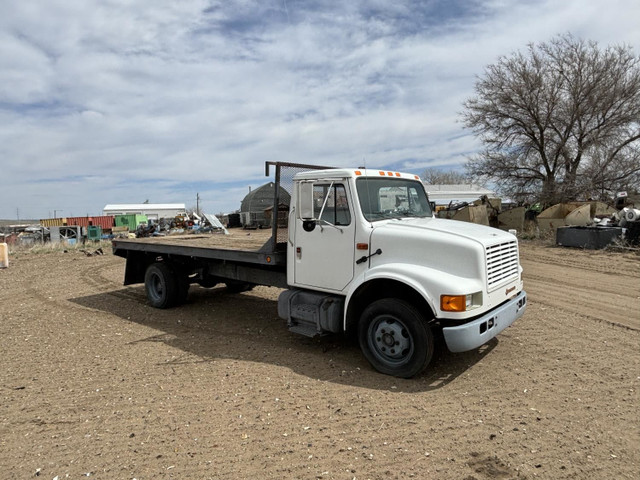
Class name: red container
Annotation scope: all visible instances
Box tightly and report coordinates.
[65,216,114,231]
[91,216,115,231]
[65,216,91,227]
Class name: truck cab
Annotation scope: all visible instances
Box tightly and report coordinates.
[279,167,526,377]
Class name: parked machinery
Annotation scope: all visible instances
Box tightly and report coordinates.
[615,192,640,245]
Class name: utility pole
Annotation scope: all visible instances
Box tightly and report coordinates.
[196,193,200,216]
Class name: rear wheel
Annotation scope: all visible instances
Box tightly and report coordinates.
[358,298,433,378]
[145,263,180,309]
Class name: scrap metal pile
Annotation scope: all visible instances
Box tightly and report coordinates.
[552,192,640,249]
[436,196,526,232]
[435,192,639,249]
[134,212,228,238]
[1,211,229,247]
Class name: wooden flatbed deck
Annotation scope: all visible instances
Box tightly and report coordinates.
[117,229,275,251]
[112,229,286,267]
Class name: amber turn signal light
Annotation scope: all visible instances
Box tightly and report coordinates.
[440,295,467,312]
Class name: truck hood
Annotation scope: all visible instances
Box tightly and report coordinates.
[368,217,517,284]
[370,216,514,246]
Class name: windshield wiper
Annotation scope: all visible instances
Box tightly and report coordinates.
[370,211,397,219]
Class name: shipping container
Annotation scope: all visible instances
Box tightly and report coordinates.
[64,216,91,227]
[89,216,115,231]
[63,216,115,231]
[91,215,115,232]
[40,218,66,227]
[115,214,148,230]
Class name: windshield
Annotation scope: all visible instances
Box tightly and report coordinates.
[356,177,433,222]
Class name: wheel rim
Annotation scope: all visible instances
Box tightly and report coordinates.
[148,273,164,302]
[367,314,414,366]
[60,227,78,239]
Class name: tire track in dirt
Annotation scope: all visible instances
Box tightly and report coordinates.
[521,246,640,331]
[78,257,146,303]
[19,255,143,313]
[521,246,640,278]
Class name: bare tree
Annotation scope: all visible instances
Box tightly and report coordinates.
[421,167,471,185]
[462,34,640,206]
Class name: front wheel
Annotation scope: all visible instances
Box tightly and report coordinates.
[358,298,433,378]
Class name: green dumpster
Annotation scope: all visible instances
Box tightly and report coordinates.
[87,225,102,241]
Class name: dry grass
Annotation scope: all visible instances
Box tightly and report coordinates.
[7,240,113,257]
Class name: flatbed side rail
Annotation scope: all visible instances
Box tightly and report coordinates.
[112,241,288,288]
[112,238,285,266]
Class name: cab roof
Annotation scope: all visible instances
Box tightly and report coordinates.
[294,168,421,181]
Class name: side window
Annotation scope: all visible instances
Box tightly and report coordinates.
[313,184,351,226]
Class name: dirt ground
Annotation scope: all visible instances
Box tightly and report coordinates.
[1,240,638,479]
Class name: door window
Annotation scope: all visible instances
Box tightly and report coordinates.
[313,184,351,226]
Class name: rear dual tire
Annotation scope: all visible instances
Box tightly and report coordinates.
[144,263,189,308]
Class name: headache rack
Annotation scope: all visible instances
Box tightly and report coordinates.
[264,161,333,253]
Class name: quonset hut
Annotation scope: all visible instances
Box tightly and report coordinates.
[240,182,290,229]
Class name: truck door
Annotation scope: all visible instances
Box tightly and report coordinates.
[293,182,356,291]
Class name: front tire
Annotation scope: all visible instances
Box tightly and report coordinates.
[358,298,433,378]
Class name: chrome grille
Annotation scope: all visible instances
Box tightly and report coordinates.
[486,241,519,290]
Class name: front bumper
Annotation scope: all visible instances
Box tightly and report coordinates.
[442,291,527,352]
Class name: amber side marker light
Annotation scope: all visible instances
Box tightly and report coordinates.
[440,295,467,312]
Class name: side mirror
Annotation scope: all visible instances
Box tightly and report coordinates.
[298,181,315,220]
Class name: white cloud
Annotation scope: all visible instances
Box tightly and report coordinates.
[0,0,638,218]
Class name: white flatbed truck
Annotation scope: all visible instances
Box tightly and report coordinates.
[113,162,527,377]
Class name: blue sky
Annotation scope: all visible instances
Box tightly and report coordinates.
[1,0,639,219]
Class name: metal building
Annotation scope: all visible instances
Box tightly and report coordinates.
[103,203,187,221]
[240,183,290,228]
[423,184,497,206]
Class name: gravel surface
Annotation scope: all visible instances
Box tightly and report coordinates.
[1,241,638,479]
